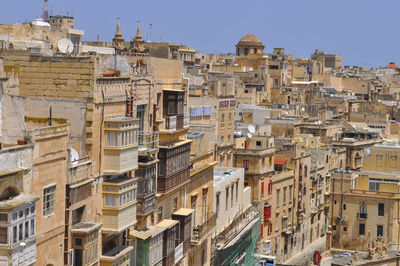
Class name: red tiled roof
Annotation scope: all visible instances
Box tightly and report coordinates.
[274,157,287,166]
[384,62,400,70]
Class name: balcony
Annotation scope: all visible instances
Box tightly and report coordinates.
[68,157,92,186]
[164,114,190,131]
[191,213,216,244]
[103,117,139,175]
[157,167,190,193]
[102,177,137,233]
[174,242,184,264]
[0,194,39,266]
[215,206,259,247]
[357,212,367,219]
[100,245,133,266]
[263,240,271,255]
[138,131,159,155]
[136,196,156,216]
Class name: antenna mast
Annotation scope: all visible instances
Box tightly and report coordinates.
[43,0,49,22]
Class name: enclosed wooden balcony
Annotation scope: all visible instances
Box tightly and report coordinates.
[158,141,191,193]
[0,194,39,266]
[103,117,139,176]
[102,177,137,233]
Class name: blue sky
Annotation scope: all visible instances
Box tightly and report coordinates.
[1,0,399,67]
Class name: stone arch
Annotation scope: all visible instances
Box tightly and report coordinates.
[0,186,19,200]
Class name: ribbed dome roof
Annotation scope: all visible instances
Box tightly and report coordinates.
[384,62,400,70]
[237,34,264,46]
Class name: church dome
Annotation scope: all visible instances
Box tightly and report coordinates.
[237,34,264,47]
[384,62,400,70]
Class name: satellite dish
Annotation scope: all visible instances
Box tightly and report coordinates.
[58,39,74,54]
[247,133,253,138]
[70,148,79,166]
[301,107,305,111]
[248,124,256,134]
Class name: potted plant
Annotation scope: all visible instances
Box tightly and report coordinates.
[23,135,32,144]
[17,139,25,145]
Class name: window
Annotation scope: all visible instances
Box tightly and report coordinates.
[168,101,176,115]
[225,188,229,211]
[289,185,293,201]
[43,185,56,216]
[276,189,280,207]
[13,226,17,243]
[268,180,272,194]
[283,188,286,204]
[231,185,234,208]
[343,227,347,232]
[360,202,367,214]
[106,131,118,147]
[236,182,238,202]
[378,203,384,216]
[343,204,346,210]
[24,221,29,238]
[173,198,177,211]
[30,219,34,236]
[216,193,220,217]
[157,207,163,222]
[359,223,365,235]
[243,160,249,170]
[377,225,383,237]
[75,237,83,246]
[256,141,262,147]
[105,195,116,207]
[0,228,7,244]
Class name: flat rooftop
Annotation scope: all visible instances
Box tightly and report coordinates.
[214,167,241,183]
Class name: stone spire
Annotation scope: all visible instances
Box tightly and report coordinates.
[112,18,125,50]
[135,22,143,41]
[114,18,123,40]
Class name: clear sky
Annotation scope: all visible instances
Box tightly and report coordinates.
[1,0,399,68]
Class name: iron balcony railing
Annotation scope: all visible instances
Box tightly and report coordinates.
[357,212,367,219]
[138,131,159,153]
[191,213,217,243]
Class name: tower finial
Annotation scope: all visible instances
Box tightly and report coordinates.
[43,0,49,22]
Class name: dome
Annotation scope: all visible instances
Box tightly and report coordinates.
[32,18,50,27]
[384,62,400,70]
[237,34,264,47]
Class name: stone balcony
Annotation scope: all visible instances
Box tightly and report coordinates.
[68,157,92,186]
[100,245,133,266]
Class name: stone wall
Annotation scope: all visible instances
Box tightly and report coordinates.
[2,52,95,99]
